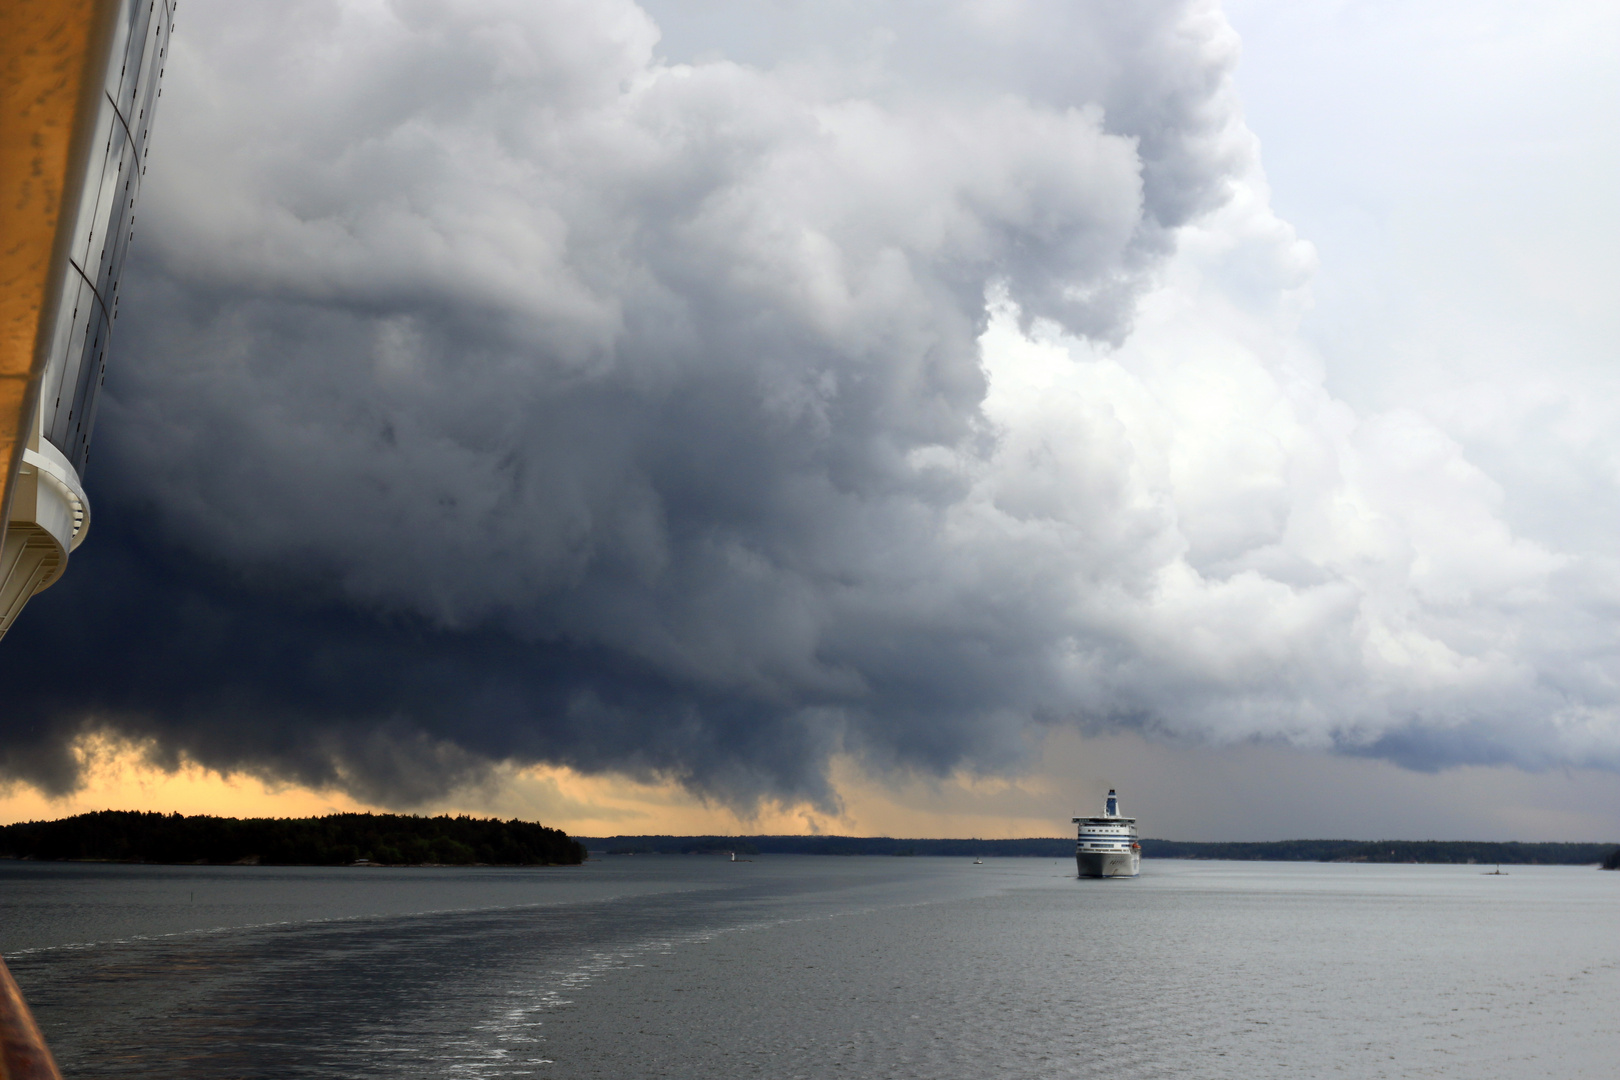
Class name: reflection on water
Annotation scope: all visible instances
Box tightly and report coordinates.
[3,858,1617,1078]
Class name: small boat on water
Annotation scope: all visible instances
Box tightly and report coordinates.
[1073,789,1141,878]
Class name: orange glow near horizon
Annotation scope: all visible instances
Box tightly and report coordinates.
[4,729,1619,843]
[0,733,383,823]
[0,731,1069,838]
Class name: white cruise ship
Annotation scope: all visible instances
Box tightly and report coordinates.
[1072,789,1140,878]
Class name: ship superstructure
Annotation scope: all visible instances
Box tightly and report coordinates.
[1073,789,1140,878]
[0,0,174,638]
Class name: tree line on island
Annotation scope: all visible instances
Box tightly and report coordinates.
[0,811,585,866]
[584,834,1620,866]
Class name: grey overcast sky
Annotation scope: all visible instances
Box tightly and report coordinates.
[3,0,1619,841]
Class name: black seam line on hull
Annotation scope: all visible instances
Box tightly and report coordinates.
[105,89,138,154]
[56,257,115,429]
[66,257,113,331]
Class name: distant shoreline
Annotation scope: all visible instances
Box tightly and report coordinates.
[0,811,586,867]
[579,835,1620,866]
[0,855,563,868]
[4,817,1615,868]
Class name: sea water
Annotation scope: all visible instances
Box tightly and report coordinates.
[2,857,1616,1078]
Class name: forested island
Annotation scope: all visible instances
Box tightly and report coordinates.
[0,811,586,866]
[584,834,1620,866]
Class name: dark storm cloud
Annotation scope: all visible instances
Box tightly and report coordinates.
[4,0,1616,806]
[0,507,845,805]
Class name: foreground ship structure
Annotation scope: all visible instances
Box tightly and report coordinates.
[3,1,174,1068]
[0,0,173,639]
[1073,789,1141,878]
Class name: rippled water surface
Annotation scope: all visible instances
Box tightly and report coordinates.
[3,857,1616,1078]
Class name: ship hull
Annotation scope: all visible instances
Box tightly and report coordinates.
[1076,850,1140,878]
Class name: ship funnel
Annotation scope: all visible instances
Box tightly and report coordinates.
[1105,789,1119,816]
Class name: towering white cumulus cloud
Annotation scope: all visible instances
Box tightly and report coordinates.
[8,0,1613,802]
